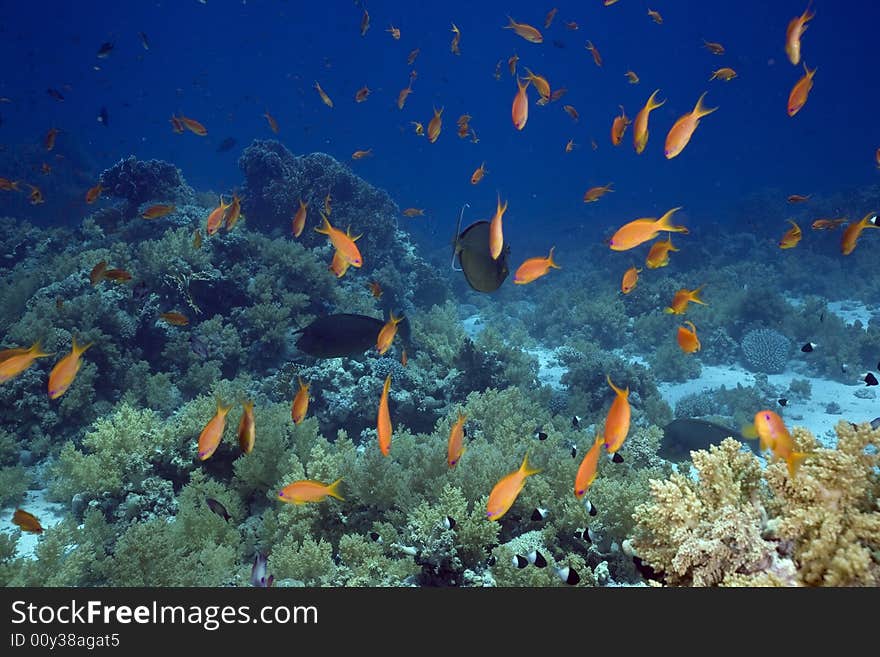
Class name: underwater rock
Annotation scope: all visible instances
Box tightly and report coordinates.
[100,156,196,215]
[741,328,790,374]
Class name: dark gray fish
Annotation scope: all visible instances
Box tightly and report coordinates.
[205,497,230,521]
[97,42,114,58]
[661,418,756,461]
[294,314,385,358]
[863,372,878,386]
[47,88,65,101]
[556,566,580,585]
[216,137,237,153]
[452,204,509,292]
[250,552,274,587]
[138,32,149,50]
[527,550,547,568]
[97,106,108,127]
[190,333,208,358]
[870,417,880,430]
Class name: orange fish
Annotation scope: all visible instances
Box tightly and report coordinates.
[787,64,816,117]
[315,212,363,267]
[400,349,408,367]
[377,374,392,456]
[565,21,579,30]
[665,92,717,159]
[27,184,44,205]
[447,411,467,468]
[563,105,579,122]
[197,400,231,461]
[621,266,641,294]
[585,40,602,66]
[48,337,92,400]
[408,48,420,65]
[610,106,630,146]
[504,16,543,43]
[352,149,373,160]
[45,127,59,151]
[402,208,425,217]
[875,147,880,169]
[745,410,808,478]
[206,195,232,235]
[376,312,403,355]
[427,106,443,143]
[103,268,132,283]
[544,8,558,29]
[703,39,725,55]
[633,89,665,154]
[85,183,102,204]
[583,183,614,203]
[360,8,370,36]
[12,509,43,534]
[179,116,208,136]
[574,435,604,500]
[508,53,519,76]
[788,194,810,203]
[367,281,383,298]
[489,194,508,260]
[292,199,308,237]
[193,229,202,249]
[810,218,846,231]
[841,212,878,255]
[645,235,679,268]
[625,71,640,84]
[89,260,108,285]
[291,377,310,425]
[314,81,334,108]
[169,114,185,133]
[0,342,50,384]
[486,453,541,521]
[512,77,530,130]
[160,311,189,326]
[278,478,344,504]
[328,250,351,278]
[355,86,371,103]
[709,67,737,82]
[522,68,550,100]
[514,247,560,284]
[610,207,687,251]
[397,83,414,110]
[603,375,630,454]
[647,9,663,24]
[237,400,255,453]
[142,204,175,219]
[677,321,701,353]
[778,219,802,249]
[565,139,576,152]
[387,25,401,40]
[224,193,243,231]
[471,162,487,185]
[785,4,815,66]
[263,111,279,134]
[450,23,461,55]
[664,286,706,314]
[0,178,19,191]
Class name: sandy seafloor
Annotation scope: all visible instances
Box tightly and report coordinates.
[2,300,877,561]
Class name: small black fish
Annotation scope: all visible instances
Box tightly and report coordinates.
[47,88,65,101]
[569,443,577,458]
[571,415,581,429]
[778,398,788,407]
[633,556,662,583]
[527,550,547,568]
[801,342,817,353]
[190,334,208,358]
[574,527,596,543]
[216,136,237,153]
[97,106,109,127]
[841,363,849,374]
[583,499,597,516]
[533,429,548,441]
[487,555,497,566]
[531,507,549,522]
[877,361,880,371]
[442,515,456,530]
[556,566,580,585]
[512,554,529,569]
[368,531,382,543]
[819,312,824,322]
[871,417,880,430]
[97,42,114,58]
[206,497,230,522]
[611,452,624,464]
[138,31,150,50]
[863,372,878,387]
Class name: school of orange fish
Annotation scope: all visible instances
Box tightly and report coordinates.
[4,4,880,536]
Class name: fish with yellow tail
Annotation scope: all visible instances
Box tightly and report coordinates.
[610,106,630,146]
[0,342,51,384]
[609,207,687,251]
[377,374,392,456]
[574,435,604,500]
[583,183,613,203]
[841,212,878,255]
[514,247,560,284]
[677,321,701,353]
[237,400,255,453]
[197,399,231,461]
[664,286,706,314]
[785,4,815,66]
[376,312,403,355]
[291,377,310,425]
[665,92,717,159]
[278,478,344,505]
[603,375,630,458]
[633,89,665,154]
[48,338,92,400]
[743,410,808,478]
[645,235,678,268]
[315,212,362,267]
[504,16,543,43]
[489,193,508,260]
[292,198,308,237]
[447,411,467,468]
[427,106,443,143]
[787,64,816,117]
[486,453,541,521]
[620,266,640,294]
[206,195,232,235]
[511,77,530,130]
[778,219,802,249]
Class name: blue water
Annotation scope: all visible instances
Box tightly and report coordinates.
[1,0,878,255]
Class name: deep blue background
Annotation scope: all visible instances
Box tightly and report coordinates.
[1,0,878,258]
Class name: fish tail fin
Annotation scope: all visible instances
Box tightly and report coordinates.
[647,89,666,110]
[689,285,707,305]
[29,341,51,358]
[504,15,516,29]
[693,92,718,118]
[71,337,94,356]
[656,206,688,233]
[606,374,629,398]
[787,452,808,478]
[520,453,541,477]
[547,246,561,269]
[667,236,679,251]
[217,398,232,415]
[314,212,332,235]
[663,306,675,314]
[326,478,345,501]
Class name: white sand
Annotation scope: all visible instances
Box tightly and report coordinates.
[0,487,68,559]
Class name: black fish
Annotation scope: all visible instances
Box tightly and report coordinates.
[47,88,65,101]
[863,372,878,387]
[583,499,597,516]
[138,32,150,50]
[633,556,663,583]
[778,398,788,407]
[206,497,230,522]
[611,452,624,463]
[569,443,577,458]
[216,137,237,153]
[190,334,208,358]
[801,342,817,353]
[661,418,756,461]
[442,516,456,530]
[531,507,549,522]
[294,314,386,358]
[452,205,509,293]
[97,42,114,58]
[571,415,581,429]
[573,527,595,543]
[368,531,382,542]
[556,566,580,585]
[512,554,528,569]
[871,417,880,430]
[97,106,109,127]
[533,429,548,441]
[527,550,547,568]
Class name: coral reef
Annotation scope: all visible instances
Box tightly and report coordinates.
[740,328,791,374]
[99,156,196,216]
